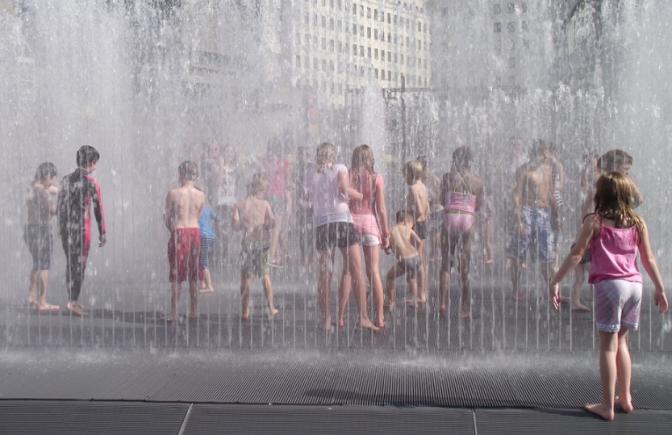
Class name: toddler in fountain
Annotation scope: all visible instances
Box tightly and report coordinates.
[404,161,430,305]
[550,171,668,421]
[198,199,218,293]
[232,173,279,320]
[385,210,422,309]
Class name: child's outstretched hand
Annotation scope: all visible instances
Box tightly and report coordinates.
[654,290,669,314]
[549,282,561,311]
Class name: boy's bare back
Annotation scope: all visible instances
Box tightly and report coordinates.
[407,182,429,221]
[390,224,418,259]
[165,186,204,230]
[233,196,274,241]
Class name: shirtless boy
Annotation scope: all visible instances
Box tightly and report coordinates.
[25,162,60,313]
[232,174,279,320]
[164,161,204,321]
[404,161,430,304]
[507,139,556,301]
[385,210,423,308]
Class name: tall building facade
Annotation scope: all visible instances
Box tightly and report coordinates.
[283,0,431,107]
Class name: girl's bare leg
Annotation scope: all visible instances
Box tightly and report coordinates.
[343,245,378,331]
[364,245,385,327]
[36,270,58,312]
[585,331,617,421]
[385,265,404,310]
[616,328,634,413]
[337,272,351,328]
[459,232,473,319]
[317,250,333,330]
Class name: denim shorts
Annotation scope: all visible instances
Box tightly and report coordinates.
[507,206,554,263]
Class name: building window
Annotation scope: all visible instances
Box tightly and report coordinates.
[352,3,356,14]
[387,13,391,23]
[374,9,378,20]
[507,21,515,32]
[388,51,392,61]
[400,54,404,64]
[494,22,501,33]
[493,3,501,14]
[374,68,378,79]
[507,2,515,13]
[352,23,356,34]
[521,21,528,32]
[313,58,318,69]
[353,44,357,55]
[367,7,371,18]
[367,27,371,38]
[360,25,364,35]
[387,33,391,43]
[367,47,371,58]
[330,18,334,30]
[322,59,327,71]
[374,29,378,40]
[381,30,384,40]
[381,49,385,61]
[304,13,309,25]
[321,16,326,28]
[417,21,421,31]
[521,2,527,13]
[374,48,378,59]
[360,45,365,56]
[329,39,334,52]
[313,13,317,25]
[296,55,301,67]
[321,37,326,49]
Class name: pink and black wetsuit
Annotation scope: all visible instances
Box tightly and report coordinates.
[57,168,106,302]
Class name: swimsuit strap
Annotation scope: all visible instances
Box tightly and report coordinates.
[451,170,473,196]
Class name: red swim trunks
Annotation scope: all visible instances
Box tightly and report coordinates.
[168,228,201,283]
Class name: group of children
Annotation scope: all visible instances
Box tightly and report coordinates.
[24,141,669,422]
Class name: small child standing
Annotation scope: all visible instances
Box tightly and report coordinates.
[404,161,430,304]
[550,172,668,421]
[232,174,279,320]
[385,210,422,308]
[198,201,218,293]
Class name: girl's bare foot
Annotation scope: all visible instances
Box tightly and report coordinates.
[571,301,591,312]
[584,403,614,421]
[319,320,334,333]
[359,319,380,332]
[374,319,385,329]
[404,298,417,307]
[269,308,279,317]
[615,395,634,413]
[38,303,60,313]
[199,287,214,294]
[460,310,472,320]
[66,302,86,317]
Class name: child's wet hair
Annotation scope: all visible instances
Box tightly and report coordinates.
[248,173,269,195]
[76,145,100,167]
[34,162,57,181]
[594,171,642,231]
[316,142,336,168]
[178,160,199,181]
[404,160,423,182]
[597,149,633,171]
[351,144,375,173]
[451,145,473,170]
[396,209,413,223]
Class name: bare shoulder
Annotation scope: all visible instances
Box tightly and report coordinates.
[582,213,600,230]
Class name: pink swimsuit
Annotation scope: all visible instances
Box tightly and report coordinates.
[443,191,477,234]
[349,171,384,240]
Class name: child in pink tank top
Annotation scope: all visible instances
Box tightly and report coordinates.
[550,172,668,422]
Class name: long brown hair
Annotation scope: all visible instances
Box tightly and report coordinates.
[351,144,375,174]
[593,171,643,232]
[350,144,376,202]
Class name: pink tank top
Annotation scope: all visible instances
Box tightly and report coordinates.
[349,171,383,237]
[445,191,476,213]
[588,220,642,284]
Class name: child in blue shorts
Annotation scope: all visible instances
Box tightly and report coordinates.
[199,202,218,293]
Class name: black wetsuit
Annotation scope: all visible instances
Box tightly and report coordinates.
[57,168,106,302]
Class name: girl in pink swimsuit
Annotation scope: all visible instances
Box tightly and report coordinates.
[339,145,390,328]
[550,172,668,421]
[439,146,484,319]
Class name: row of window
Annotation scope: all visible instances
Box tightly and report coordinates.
[302,12,428,45]
[295,33,428,53]
[493,21,529,33]
[296,35,428,69]
[351,3,428,33]
[296,73,428,97]
[492,2,528,15]
[294,54,427,75]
